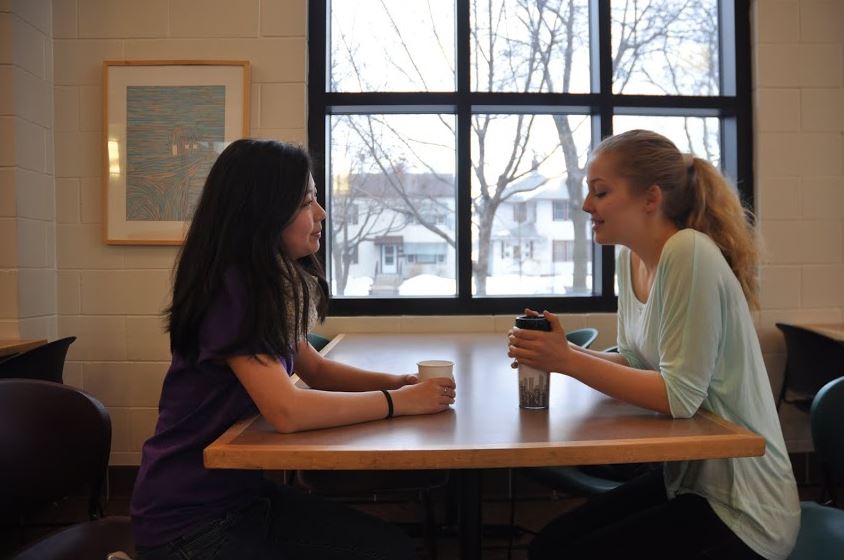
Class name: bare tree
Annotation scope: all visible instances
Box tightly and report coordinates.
[328,0,719,297]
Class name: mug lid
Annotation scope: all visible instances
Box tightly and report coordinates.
[515,315,551,331]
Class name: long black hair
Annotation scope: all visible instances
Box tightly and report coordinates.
[167,139,328,361]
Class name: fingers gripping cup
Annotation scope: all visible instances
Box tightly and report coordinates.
[515,316,551,409]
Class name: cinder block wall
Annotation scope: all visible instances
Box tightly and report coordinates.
[0,0,838,463]
[51,0,307,464]
[0,0,57,341]
[752,0,844,450]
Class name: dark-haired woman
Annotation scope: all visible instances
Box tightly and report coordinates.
[130,139,456,560]
[508,130,799,559]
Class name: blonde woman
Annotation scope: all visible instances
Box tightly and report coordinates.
[509,130,799,560]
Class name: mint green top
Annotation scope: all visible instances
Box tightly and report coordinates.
[616,229,800,560]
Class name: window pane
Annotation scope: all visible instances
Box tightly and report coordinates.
[329,114,457,297]
[329,0,455,92]
[471,0,591,93]
[612,0,719,95]
[613,115,721,167]
[471,113,592,296]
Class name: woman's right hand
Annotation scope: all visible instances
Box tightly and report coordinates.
[390,377,456,416]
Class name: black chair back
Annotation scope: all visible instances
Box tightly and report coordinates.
[0,336,77,383]
[12,516,134,560]
[775,324,844,409]
[811,377,844,506]
[566,328,598,349]
[0,378,111,521]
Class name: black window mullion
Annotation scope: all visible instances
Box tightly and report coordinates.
[597,0,616,302]
[308,0,329,272]
[734,0,754,212]
[456,0,473,304]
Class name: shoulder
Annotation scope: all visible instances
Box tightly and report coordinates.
[661,229,726,271]
[657,230,734,303]
[199,269,250,351]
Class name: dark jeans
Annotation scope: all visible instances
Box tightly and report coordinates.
[135,482,416,560]
[529,467,765,560]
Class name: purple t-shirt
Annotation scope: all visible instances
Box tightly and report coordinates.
[130,272,294,547]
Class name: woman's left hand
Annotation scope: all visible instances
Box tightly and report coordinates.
[507,309,573,374]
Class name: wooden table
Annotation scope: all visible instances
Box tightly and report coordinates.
[206,333,764,560]
[0,339,46,359]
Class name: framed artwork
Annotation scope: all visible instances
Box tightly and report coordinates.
[102,60,250,244]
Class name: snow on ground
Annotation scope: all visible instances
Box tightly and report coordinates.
[334,276,373,296]
[337,273,596,297]
[398,274,456,296]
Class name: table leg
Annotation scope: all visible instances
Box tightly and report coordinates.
[458,468,482,560]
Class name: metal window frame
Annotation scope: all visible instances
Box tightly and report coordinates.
[308,0,752,316]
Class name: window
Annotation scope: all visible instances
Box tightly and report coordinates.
[513,203,527,224]
[309,0,752,315]
[553,240,575,263]
[552,200,570,222]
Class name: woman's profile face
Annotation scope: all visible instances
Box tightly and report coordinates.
[281,175,326,259]
[582,152,648,246]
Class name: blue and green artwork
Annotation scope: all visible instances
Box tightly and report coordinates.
[126,85,225,221]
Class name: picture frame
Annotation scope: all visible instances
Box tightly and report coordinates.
[102,60,250,245]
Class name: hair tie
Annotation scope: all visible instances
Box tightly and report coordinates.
[686,155,697,189]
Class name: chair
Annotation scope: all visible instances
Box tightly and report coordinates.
[565,328,598,349]
[307,332,332,352]
[775,323,844,411]
[0,336,76,383]
[295,470,447,559]
[789,376,844,559]
[520,342,661,498]
[0,379,134,560]
[12,517,134,560]
[299,331,444,557]
[518,333,629,497]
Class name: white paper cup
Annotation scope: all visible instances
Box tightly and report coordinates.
[417,360,454,380]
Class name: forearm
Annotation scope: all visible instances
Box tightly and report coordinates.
[300,359,405,391]
[274,387,391,432]
[563,351,671,415]
[570,344,630,366]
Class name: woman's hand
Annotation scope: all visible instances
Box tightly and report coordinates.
[390,377,456,416]
[392,374,419,389]
[507,309,573,374]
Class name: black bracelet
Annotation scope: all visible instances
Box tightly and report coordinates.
[381,389,394,419]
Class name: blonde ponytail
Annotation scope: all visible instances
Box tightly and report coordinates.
[686,157,759,309]
[592,129,760,309]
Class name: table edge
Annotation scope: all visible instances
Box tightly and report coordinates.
[0,338,47,358]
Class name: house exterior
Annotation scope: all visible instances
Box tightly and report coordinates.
[330,172,587,296]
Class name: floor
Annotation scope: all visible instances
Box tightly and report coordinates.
[0,468,580,559]
[0,466,829,560]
